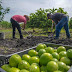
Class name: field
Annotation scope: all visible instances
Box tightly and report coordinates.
[0,28,72,55]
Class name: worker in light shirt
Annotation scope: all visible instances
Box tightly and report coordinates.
[10,15,30,39]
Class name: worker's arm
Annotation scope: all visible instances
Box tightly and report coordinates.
[22,23,26,30]
[52,20,57,26]
[53,19,58,25]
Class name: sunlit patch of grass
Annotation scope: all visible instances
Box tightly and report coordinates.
[0,28,12,32]
[0,28,72,39]
[61,29,65,33]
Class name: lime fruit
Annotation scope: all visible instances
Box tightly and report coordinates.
[59,51,67,59]
[45,47,54,54]
[9,67,20,72]
[52,58,58,63]
[40,53,53,65]
[29,56,39,65]
[9,54,22,67]
[19,69,29,72]
[54,49,57,52]
[36,44,45,51]
[31,63,39,67]
[43,44,47,48]
[47,61,58,72]
[38,49,46,57]
[67,49,72,59]
[18,60,30,70]
[29,64,40,72]
[1,64,11,72]
[57,46,66,53]
[22,54,31,62]
[40,65,47,72]
[58,62,67,72]
[65,65,71,72]
[60,57,70,65]
[28,49,38,57]
[54,70,62,72]
[52,52,59,60]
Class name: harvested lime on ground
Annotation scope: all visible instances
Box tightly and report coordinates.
[9,54,22,67]
[29,64,40,72]
[19,69,29,72]
[29,56,39,65]
[52,52,59,60]
[57,46,66,53]
[45,47,54,54]
[9,67,20,72]
[59,51,67,59]
[58,62,67,72]
[40,53,53,65]
[67,49,72,59]
[36,44,45,51]
[38,49,46,57]
[47,61,58,72]
[1,64,11,72]
[28,49,38,57]
[60,57,70,65]
[22,54,31,62]
[18,60,30,70]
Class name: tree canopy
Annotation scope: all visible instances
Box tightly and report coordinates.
[26,7,68,31]
[0,0,10,22]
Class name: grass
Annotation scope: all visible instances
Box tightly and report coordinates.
[0,28,72,39]
[0,28,44,38]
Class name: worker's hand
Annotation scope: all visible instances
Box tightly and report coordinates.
[21,27,24,30]
[22,28,24,30]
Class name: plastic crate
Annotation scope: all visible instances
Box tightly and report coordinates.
[0,42,72,72]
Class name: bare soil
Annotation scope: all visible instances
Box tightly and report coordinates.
[0,35,72,55]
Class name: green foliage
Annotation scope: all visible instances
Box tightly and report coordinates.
[0,7,68,30]
[0,21,11,28]
[26,7,68,32]
[45,8,57,14]
[0,0,10,21]
[57,7,67,14]
[69,17,72,29]
[26,8,52,31]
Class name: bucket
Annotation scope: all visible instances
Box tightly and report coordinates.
[0,32,5,39]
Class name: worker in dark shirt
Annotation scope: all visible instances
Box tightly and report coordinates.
[47,13,70,39]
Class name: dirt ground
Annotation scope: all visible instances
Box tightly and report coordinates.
[0,35,72,55]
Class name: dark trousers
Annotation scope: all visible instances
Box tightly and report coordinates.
[10,18,23,39]
[55,16,70,38]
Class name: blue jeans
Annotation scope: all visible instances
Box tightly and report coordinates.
[55,16,70,38]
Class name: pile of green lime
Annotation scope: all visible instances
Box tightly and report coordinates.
[1,43,72,72]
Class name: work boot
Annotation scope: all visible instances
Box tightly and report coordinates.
[54,36,59,40]
[20,35,23,39]
[11,37,17,40]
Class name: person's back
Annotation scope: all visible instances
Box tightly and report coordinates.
[12,15,27,24]
[52,13,66,24]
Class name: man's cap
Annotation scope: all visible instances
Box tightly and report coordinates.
[47,13,51,17]
[47,13,51,20]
